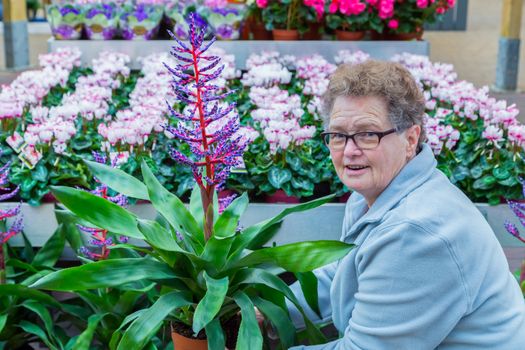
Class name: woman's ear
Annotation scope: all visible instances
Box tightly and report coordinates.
[405,125,421,159]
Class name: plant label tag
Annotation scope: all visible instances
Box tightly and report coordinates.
[231,156,247,174]
[18,145,42,169]
[6,132,25,153]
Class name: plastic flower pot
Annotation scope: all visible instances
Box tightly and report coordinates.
[302,23,322,40]
[265,189,300,203]
[171,331,208,350]
[335,29,365,41]
[383,30,424,41]
[272,29,299,40]
[250,20,272,40]
[119,4,163,40]
[47,4,84,40]
[205,5,245,40]
[83,4,119,40]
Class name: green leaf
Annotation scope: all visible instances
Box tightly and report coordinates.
[137,219,184,253]
[251,295,295,349]
[32,224,66,268]
[0,314,7,334]
[493,167,511,180]
[18,321,56,350]
[473,175,496,190]
[234,268,326,345]
[30,258,178,291]
[118,291,191,350]
[21,300,55,344]
[33,164,49,182]
[0,285,60,307]
[84,160,149,200]
[214,192,248,239]
[232,291,262,350]
[231,195,335,257]
[141,161,203,250]
[296,271,321,319]
[205,318,226,350]
[232,240,354,273]
[192,273,229,334]
[268,167,292,189]
[72,313,106,350]
[51,186,143,239]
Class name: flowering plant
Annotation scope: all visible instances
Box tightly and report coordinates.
[259,0,320,33]
[47,3,85,40]
[119,3,164,40]
[31,16,354,349]
[374,0,456,35]
[325,0,379,32]
[83,2,119,40]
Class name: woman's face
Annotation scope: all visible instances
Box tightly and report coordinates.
[328,95,420,207]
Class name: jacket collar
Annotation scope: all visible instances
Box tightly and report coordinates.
[342,144,437,241]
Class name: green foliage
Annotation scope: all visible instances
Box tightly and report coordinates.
[31,162,354,349]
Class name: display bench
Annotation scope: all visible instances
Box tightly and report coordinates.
[3,202,524,270]
[47,38,430,69]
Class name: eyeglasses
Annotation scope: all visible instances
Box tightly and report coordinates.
[321,129,397,150]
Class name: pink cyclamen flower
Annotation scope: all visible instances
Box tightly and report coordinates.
[256,0,268,8]
[416,0,429,8]
[388,18,399,30]
[436,7,446,14]
[482,125,504,144]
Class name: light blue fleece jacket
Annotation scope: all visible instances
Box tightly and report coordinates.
[288,144,525,349]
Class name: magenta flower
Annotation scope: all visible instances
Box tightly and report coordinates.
[165,13,247,240]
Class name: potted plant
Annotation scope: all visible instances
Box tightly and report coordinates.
[374,0,457,40]
[30,15,354,349]
[83,2,119,40]
[244,0,273,39]
[47,3,84,40]
[259,0,314,40]
[202,0,247,40]
[119,3,164,40]
[325,0,374,40]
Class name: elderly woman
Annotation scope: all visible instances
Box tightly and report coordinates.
[288,60,525,349]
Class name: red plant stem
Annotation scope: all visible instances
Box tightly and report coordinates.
[191,36,215,242]
[100,188,109,259]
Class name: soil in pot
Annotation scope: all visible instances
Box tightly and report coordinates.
[171,322,207,350]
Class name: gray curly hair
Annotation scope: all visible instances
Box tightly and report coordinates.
[321,60,426,149]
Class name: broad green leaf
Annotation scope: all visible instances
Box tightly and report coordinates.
[189,184,204,232]
[268,167,292,189]
[21,300,55,345]
[32,224,66,268]
[30,258,178,291]
[232,291,262,350]
[141,161,203,250]
[230,195,335,258]
[18,321,56,350]
[200,234,237,270]
[192,273,229,334]
[137,219,184,253]
[0,314,7,333]
[6,258,38,273]
[296,271,321,319]
[252,295,295,349]
[85,160,149,200]
[235,268,326,345]
[213,192,248,239]
[231,241,354,273]
[118,291,191,350]
[51,186,143,239]
[0,285,60,307]
[72,313,106,350]
[205,318,225,350]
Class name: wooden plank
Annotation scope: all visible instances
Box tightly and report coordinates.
[501,0,523,39]
[2,0,27,22]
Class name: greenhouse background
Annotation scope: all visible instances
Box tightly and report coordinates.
[1,0,525,349]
